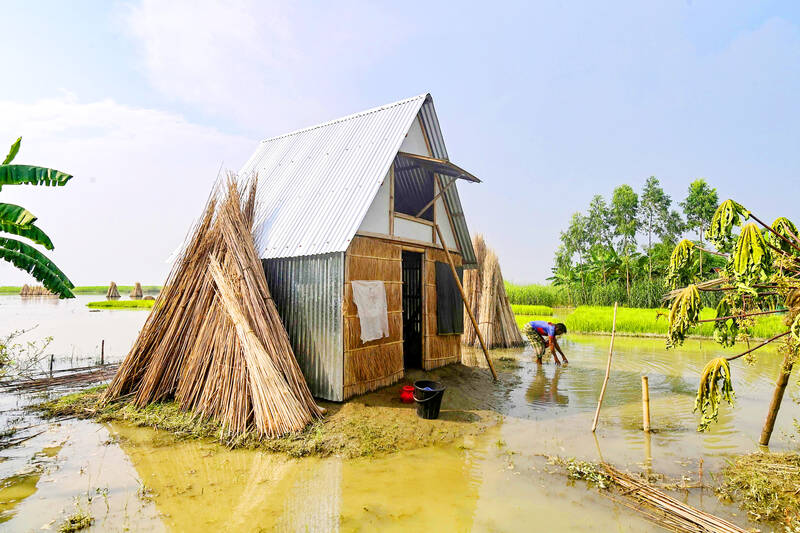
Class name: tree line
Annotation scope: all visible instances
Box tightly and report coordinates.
[550,177,721,308]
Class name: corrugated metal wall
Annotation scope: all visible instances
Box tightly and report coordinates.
[263,253,344,401]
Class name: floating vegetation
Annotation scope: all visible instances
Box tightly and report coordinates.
[58,509,93,533]
[547,456,611,489]
[717,452,800,529]
[86,300,154,310]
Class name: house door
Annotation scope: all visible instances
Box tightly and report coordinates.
[402,251,423,369]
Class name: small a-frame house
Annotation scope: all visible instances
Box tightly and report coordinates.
[241,94,481,401]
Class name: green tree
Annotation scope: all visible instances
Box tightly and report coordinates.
[680,179,719,276]
[611,184,639,299]
[638,176,675,280]
[586,195,613,283]
[665,200,800,444]
[563,212,590,297]
[0,138,74,298]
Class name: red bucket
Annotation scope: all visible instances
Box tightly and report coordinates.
[400,385,415,404]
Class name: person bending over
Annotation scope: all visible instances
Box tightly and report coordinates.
[523,320,568,365]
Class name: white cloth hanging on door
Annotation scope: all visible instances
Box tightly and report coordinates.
[351,280,390,343]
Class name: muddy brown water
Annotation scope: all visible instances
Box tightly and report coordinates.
[0,296,798,531]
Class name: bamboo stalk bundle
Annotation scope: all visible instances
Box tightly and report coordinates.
[130,282,143,298]
[106,282,120,298]
[103,177,322,438]
[19,285,55,297]
[462,235,524,349]
[602,464,747,533]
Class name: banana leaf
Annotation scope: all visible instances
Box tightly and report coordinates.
[3,137,21,165]
[0,237,73,288]
[0,243,74,298]
[0,202,37,226]
[0,221,54,249]
[0,165,72,191]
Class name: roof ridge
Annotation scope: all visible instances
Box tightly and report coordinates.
[260,93,429,143]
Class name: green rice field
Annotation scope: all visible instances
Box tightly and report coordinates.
[1,285,161,295]
[509,304,553,316]
[513,305,787,340]
[87,299,155,310]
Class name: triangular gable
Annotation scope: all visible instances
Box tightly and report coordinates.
[240,94,477,266]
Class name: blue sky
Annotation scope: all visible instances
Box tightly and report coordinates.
[1,1,798,285]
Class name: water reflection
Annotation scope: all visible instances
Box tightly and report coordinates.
[526,365,569,407]
[0,294,149,370]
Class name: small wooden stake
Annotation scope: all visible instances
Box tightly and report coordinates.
[49,354,54,378]
[100,339,105,366]
[434,223,497,380]
[592,302,618,432]
[759,355,794,446]
[642,375,651,432]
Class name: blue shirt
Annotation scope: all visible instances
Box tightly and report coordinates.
[528,320,556,338]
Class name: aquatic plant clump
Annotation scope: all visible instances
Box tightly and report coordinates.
[694,358,735,431]
[717,452,800,528]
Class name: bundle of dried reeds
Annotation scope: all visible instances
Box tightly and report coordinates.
[130,282,143,298]
[103,177,322,438]
[462,235,524,349]
[19,285,55,297]
[106,282,120,299]
[602,464,747,533]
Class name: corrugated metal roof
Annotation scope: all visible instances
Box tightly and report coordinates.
[240,93,477,265]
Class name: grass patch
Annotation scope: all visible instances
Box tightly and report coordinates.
[35,365,506,459]
[0,285,161,295]
[505,282,567,307]
[514,305,786,339]
[510,304,553,316]
[73,285,160,295]
[0,286,21,294]
[717,452,800,528]
[86,300,155,310]
[59,509,93,532]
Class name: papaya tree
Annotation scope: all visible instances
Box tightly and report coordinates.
[664,199,800,444]
[0,137,74,298]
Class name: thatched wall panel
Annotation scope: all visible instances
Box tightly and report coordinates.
[344,313,403,348]
[343,343,403,399]
[344,235,405,399]
[343,282,402,316]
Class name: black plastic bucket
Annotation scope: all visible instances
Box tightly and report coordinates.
[413,380,446,420]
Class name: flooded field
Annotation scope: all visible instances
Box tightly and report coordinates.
[0,296,798,531]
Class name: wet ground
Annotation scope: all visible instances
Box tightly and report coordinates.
[0,296,798,531]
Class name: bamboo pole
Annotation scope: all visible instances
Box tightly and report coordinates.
[642,375,651,432]
[591,302,618,432]
[434,223,497,380]
[759,355,794,446]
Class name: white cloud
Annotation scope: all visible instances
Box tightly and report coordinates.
[0,96,255,286]
[123,0,408,134]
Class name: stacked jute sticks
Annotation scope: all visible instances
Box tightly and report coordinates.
[130,282,143,298]
[19,285,55,296]
[602,464,748,533]
[102,178,323,438]
[462,235,524,349]
[106,282,120,298]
